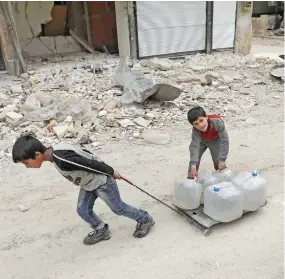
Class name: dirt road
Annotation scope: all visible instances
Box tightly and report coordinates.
[0,118,283,279]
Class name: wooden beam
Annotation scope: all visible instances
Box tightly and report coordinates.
[70,30,95,53]
[83,1,92,45]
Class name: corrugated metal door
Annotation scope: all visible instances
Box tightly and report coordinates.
[136,1,206,58]
[212,1,237,49]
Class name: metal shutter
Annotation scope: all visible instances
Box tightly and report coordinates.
[136,1,206,58]
[212,1,237,49]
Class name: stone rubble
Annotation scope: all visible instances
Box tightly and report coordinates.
[0,52,284,156]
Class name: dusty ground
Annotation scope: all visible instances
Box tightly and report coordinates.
[0,38,284,279]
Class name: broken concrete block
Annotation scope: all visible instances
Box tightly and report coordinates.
[53,125,69,138]
[222,75,234,84]
[5,111,24,124]
[20,73,29,79]
[117,119,135,128]
[11,84,23,94]
[98,110,107,117]
[134,117,151,128]
[104,99,120,111]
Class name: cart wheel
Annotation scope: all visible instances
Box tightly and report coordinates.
[204,229,211,236]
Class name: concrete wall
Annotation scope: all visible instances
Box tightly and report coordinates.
[11,1,82,57]
[234,2,254,55]
[12,1,54,41]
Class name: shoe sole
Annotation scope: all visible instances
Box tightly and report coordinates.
[134,219,155,238]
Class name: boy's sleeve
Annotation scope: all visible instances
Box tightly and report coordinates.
[53,150,114,176]
[189,128,201,167]
[216,119,229,161]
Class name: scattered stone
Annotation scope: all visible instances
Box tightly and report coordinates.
[200,74,212,86]
[42,194,55,200]
[218,86,228,91]
[98,110,107,117]
[192,84,205,96]
[53,125,69,138]
[248,64,260,69]
[20,73,29,79]
[144,58,171,71]
[133,131,140,138]
[104,99,120,111]
[18,204,29,212]
[10,84,23,94]
[5,111,24,125]
[91,142,101,148]
[134,117,151,128]
[117,119,135,128]
[142,131,170,145]
[274,96,281,99]
[222,75,234,84]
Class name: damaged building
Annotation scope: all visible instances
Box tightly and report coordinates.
[0,1,254,76]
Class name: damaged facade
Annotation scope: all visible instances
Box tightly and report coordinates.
[0,1,254,76]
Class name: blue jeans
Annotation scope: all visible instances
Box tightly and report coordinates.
[77,176,147,229]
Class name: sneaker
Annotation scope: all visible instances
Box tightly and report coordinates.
[83,224,111,245]
[133,213,155,238]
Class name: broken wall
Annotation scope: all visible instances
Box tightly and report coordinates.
[11,1,82,58]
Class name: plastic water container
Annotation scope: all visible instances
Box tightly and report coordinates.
[231,171,252,190]
[203,182,244,222]
[212,168,235,182]
[200,175,222,204]
[173,178,202,210]
[242,170,267,211]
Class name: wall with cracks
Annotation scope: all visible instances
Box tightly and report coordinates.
[11,1,82,57]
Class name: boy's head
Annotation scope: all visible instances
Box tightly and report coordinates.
[187,106,208,132]
[12,135,48,168]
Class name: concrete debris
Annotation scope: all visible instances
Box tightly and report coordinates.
[134,117,152,128]
[222,75,234,84]
[20,73,29,79]
[10,84,23,94]
[104,99,120,111]
[0,51,281,151]
[5,112,24,125]
[118,119,135,128]
[52,125,69,138]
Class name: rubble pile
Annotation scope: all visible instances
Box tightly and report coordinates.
[0,52,283,157]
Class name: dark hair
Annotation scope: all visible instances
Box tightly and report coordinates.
[187,106,207,124]
[12,136,47,163]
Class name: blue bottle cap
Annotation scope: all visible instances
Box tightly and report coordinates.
[252,170,258,176]
[214,185,220,192]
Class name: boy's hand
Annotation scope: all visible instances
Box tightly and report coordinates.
[113,171,121,180]
[188,165,197,179]
[218,161,226,170]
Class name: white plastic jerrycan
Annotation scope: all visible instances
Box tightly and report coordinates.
[231,171,252,190]
[200,174,222,205]
[212,168,235,182]
[173,178,202,210]
[203,182,244,222]
[242,170,267,211]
